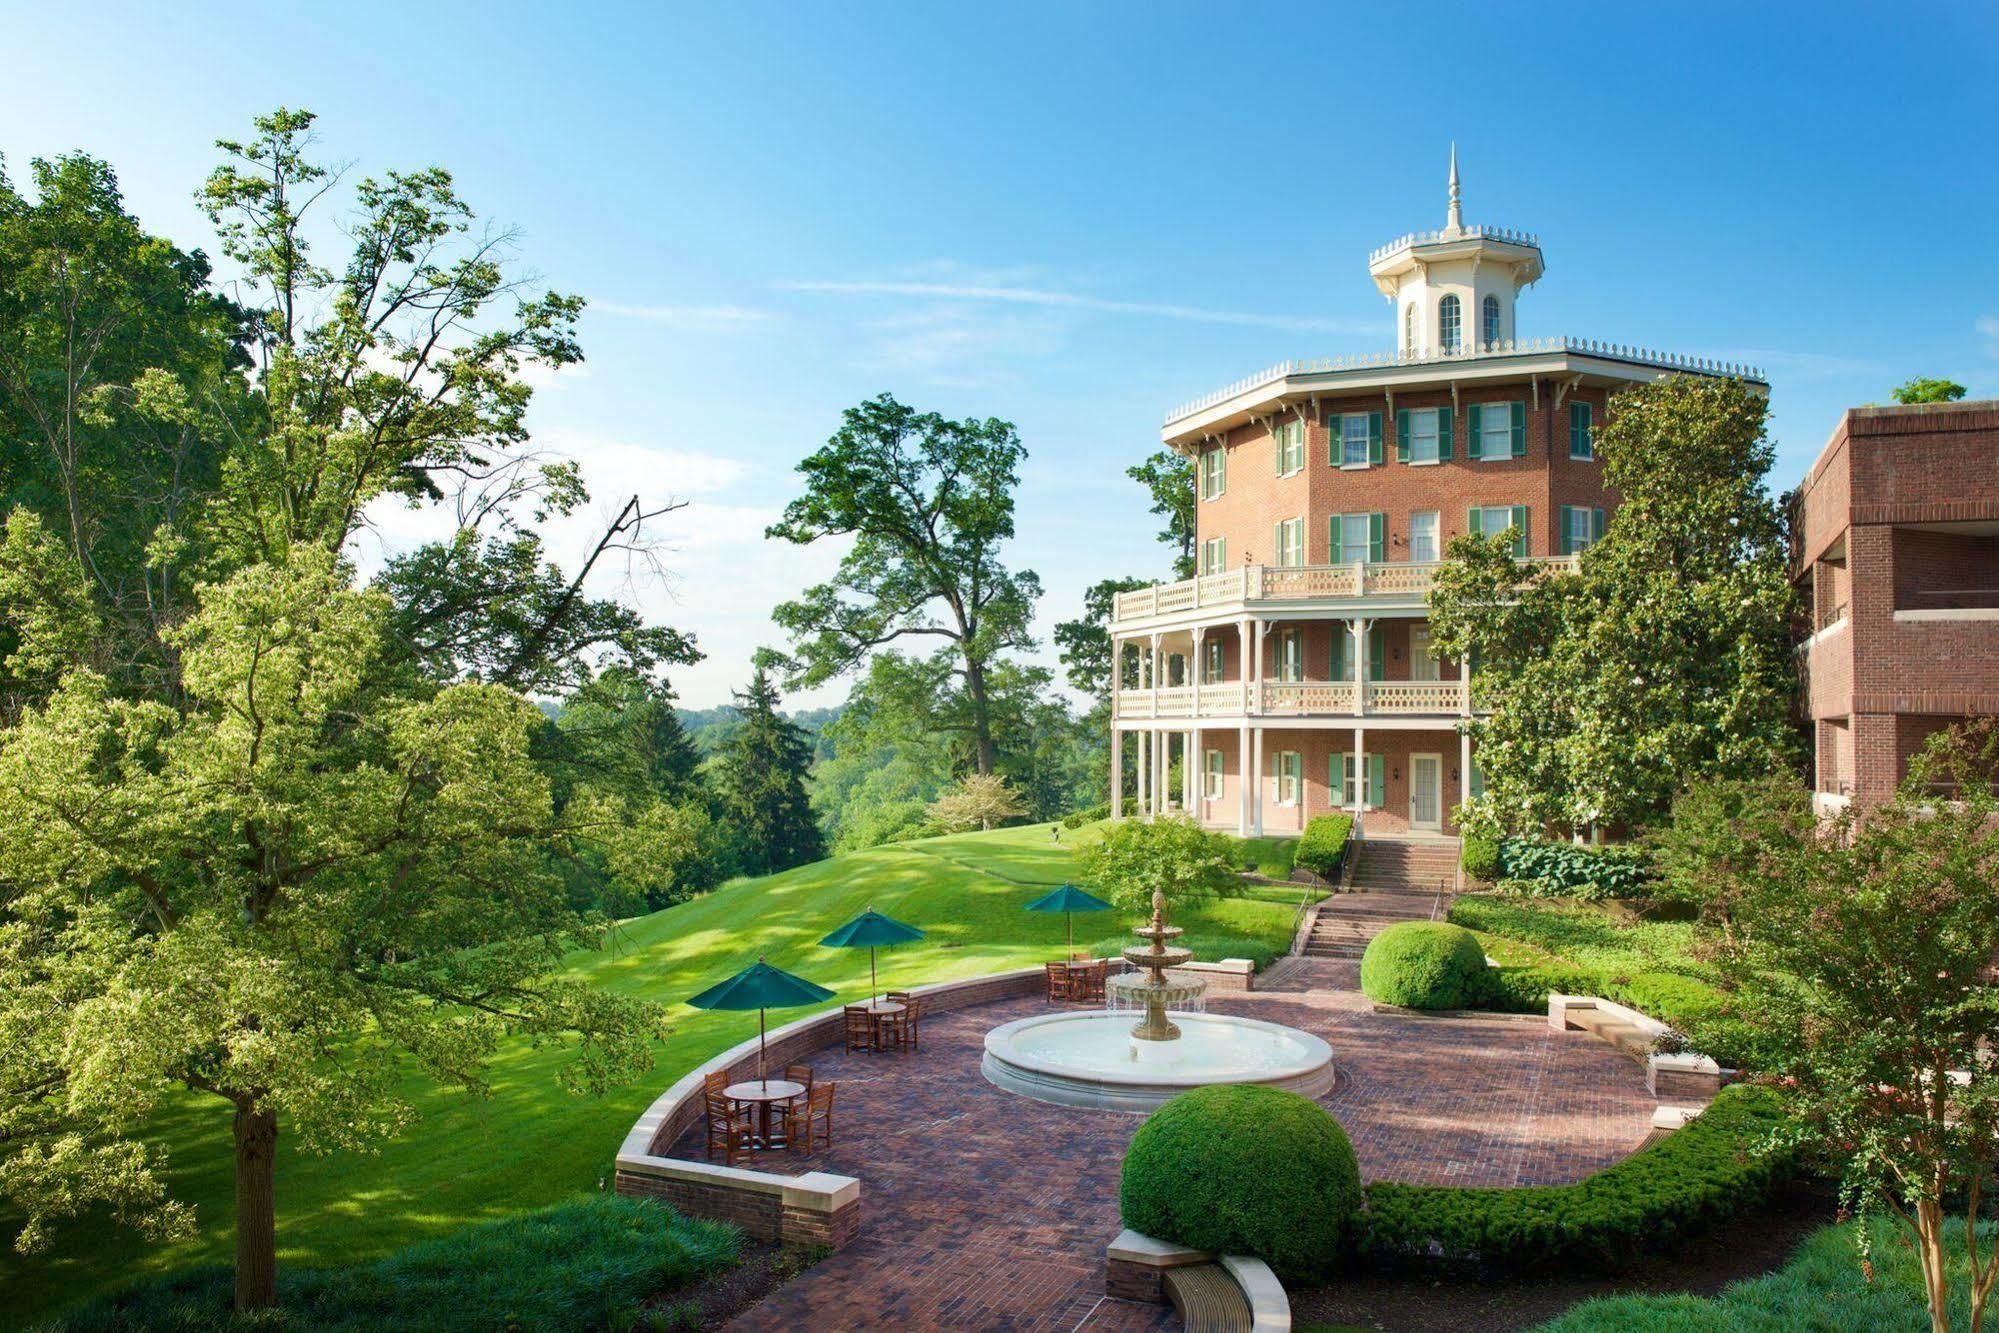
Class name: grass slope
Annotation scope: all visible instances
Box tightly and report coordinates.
[3,822,1293,1328]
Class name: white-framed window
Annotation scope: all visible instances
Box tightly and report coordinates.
[1439,294,1461,352]
[1479,405,1514,459]
[1409,511,1440,562]
[1274,417,1305,476]
[1405,408,1441,463]
[1338,412,1371,468]
[1203,638,1225,683]
[1569,401,1595,460]
[1204,749,1224,800]
[1276,628,1303,682]
[1336,512,1375,565]
[1272,517,1304,568]
[1481,294,1501,347]
[1470,505,1530,557]
[1275,750,1303,806]
[1334,753,1385,809]
[1403,303,1415,352]
[1200,536,1226,575]
[1561,505,1607,555]
[1200,446,1226,500]
[1410,624,1441,681]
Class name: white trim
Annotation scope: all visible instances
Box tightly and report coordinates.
[1894,608,1999,622]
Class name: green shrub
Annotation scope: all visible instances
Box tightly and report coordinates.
[1359,1084,1790,1275]
[1482,962,1606,1013]
[1120,1085,1361,1278]
[1293,814,1353,879]
[1499,837,1654,899]
[50,1195,742,1331]
[1231,834,1300,878]
[1061,802,1110,830]
[1359,921,1491,1010]
[1460,835,1500,883]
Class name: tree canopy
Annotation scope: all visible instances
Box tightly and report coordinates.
[1891,376,1968,404]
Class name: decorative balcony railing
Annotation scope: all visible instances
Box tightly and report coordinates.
[1110,556,1578,624]
[1164,338,1765,424]
[1115,678,1468,721]
[1369,225,1541,260]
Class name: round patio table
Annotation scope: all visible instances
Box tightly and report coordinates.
[725,1078,805,1147]
[863,1001,906,1051]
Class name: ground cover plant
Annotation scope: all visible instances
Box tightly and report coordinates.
[40,1196,739,1332]
[1447,897,1713,981]
[0,822,1289,1328]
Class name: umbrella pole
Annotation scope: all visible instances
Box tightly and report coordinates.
[1067,911,1074,958]
[758,1007,767,1086]
[871,946,879,1007]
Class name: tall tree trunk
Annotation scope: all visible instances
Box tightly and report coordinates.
[963,657,996,775]
[1917,1200,1952,1333]
[233,1102,279,1312]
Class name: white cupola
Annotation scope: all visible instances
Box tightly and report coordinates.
[1367,147,1544,357]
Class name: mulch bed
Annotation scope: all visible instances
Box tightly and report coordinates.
[1290,1180,1837,1332]
[641,1239,828,1330]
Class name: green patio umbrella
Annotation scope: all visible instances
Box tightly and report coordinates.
[1024,883,1116,957]
[686,957,835,1085]
[819,907,926,1007]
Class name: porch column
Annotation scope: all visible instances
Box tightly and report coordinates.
[1191,626,1207,717]
[1459,727,1472,811]
[1154,729,1167,816]
[1188,726,1202,821]
[1136,730,1149,817]
[1238,616,1252,714]
[1237,724,1251,835]
[1253,618,1268,715]
[1352,726,1366,816]
[1250,725,1265,837]
[1351,617,1372,717]
[1149,632,1162,719]
[1110,727,1124,820]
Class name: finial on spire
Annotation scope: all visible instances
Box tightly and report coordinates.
[1446,143,1462,232]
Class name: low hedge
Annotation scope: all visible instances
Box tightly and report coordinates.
[1360,921,1491,1010]
[1460,835,1500,883]
[1061,802,1110,829]
[1121,1085,1362,1279]
[1358,1083,1790,1275]
[1294,813,1354,879]
[1499,837,1654,900]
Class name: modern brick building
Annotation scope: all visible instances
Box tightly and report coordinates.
[1107,154,1765,841]
[1793,398,1999,811]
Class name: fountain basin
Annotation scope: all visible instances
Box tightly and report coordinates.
[982,1011,1336,1113]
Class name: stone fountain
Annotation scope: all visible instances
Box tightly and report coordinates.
[981,889,1335,1112]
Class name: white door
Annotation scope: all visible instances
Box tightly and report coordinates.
[1410,753,1442,829]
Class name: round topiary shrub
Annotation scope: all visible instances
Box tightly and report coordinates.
[1460,834,1501,883]
[1119,1084,1361,1278]
[1359,920,1490,1009]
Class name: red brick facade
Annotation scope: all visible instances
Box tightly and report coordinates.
[1793,400,1999,802]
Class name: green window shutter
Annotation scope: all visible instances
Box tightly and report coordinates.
[1592,507,1606,543]
[1368,512,1386,562]
[1367,753,1386,808]
[1438,405,1454,461]
[1369,625,1385,681]
[1395,409,1410,464]
[1331,625,1349,681]
[1510,505,1529,557]
[1272,522,1283,565]
[1367,412,1383,466]
[1467,506,1482,537]
[1466,403,1483,460]
[1327,513,1344,561]
[1469,755,1485,799]
[1568,402,1589,459]
[1559,505,1575,556]
[1510,400,1527,457]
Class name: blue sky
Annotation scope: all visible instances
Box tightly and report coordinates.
[5,3,1995,706]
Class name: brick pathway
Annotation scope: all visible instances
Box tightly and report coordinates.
[682,959,1657,1330]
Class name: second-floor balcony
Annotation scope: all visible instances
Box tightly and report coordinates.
[1115,677,1469,721]
[1111,555,1578,628]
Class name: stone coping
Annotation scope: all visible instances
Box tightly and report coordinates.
[1106,1229,1291,1330]
[616,1153,858,1213]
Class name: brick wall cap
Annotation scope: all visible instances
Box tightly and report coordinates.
[615,1154,859,1210]
[1108,1229,1215,1268]
[1648,1050,1722,1076]
[1846,399,1999,430]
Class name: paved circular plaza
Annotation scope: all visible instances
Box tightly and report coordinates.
[673,957,1659,1331]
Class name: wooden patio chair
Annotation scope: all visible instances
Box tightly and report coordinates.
[789,1080,835,1156]
[843,1004,875,1053]
[784,1064,814,1097]
[703,1080,756,1166]
[1076,961,1108,1004]
[886,991,921,1052]
[1044,960,1073,1002]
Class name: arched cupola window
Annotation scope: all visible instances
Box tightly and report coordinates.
[1403,303,1415,354]
[1438,294,1461,352]
[1481,295,1501,348]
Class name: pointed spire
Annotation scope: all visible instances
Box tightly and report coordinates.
[1446,143,1463,233]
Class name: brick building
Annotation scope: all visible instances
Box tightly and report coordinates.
[1793,399,1999,810]
[1107,153,1765,842]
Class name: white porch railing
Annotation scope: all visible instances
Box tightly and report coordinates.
[1260,682,1358,715]
[1112,555,1577,625]
[1114,678,1468,720]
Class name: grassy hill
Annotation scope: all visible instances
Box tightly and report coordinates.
[4,822,1299,1328]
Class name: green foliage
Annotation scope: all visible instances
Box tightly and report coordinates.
[1427,376,1800,833]
[1460,835,1500,883]
[1081,816,1244,912]
[926,771,1027,832]
[712,668,824,877]
[1232,835,1300,878]
[1447,897,1711,981]
[45,1196,740,1332]
[1293,814,1353,879]
[1054,577,1149,699]
[766,393,1041,775]
[1538,1215,1986,1331]
[1359,922,1491,1010]
[1648,774,1811,920]
[1125,449,1197,580]
[1479,961,1607,1014]
[1060,803,1109,830]
[1120,1086,1361,1278]
[1358,1085,1791,1275]
[1891,376,1968,404]
[1497,838,1654,900]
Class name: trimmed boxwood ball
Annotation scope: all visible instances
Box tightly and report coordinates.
[1360,920,1490,1009]
[1119,1084,1361,1278]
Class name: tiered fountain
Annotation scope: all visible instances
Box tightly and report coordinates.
[982,891,1335,1112]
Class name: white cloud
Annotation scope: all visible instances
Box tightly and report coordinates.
[591,301,774,329]
[1977,315,1999,359]
[850,304,1070,388]
[778,277,1379,335]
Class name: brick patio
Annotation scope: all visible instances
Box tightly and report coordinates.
[677,958,1658,1330]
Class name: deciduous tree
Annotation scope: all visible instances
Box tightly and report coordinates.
[1892,376,1968,404]
[927,771,1028,832]
[1082,816,1243,913]
[1126,449,1196,579]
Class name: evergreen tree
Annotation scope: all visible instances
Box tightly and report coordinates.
[715,667,824,875]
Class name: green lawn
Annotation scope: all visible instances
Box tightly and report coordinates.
[1447,897,1713,980]
[3,821,1293,1328]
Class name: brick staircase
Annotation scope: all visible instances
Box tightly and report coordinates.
[1351,835,1462,895]
[1299,836,1460,960]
